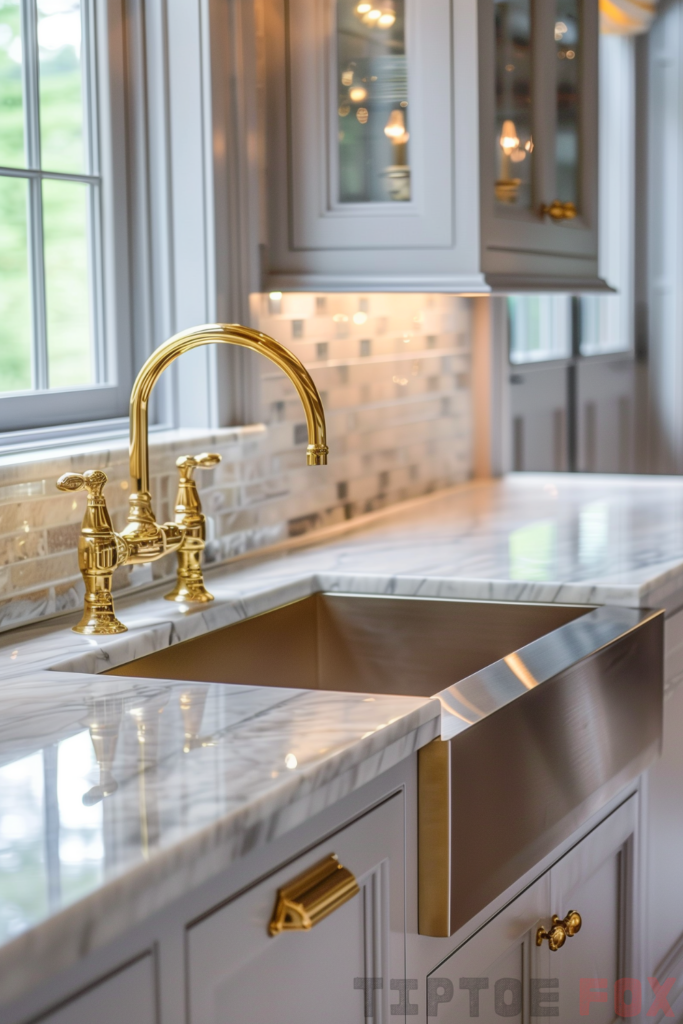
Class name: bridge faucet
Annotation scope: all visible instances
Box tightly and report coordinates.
[58,324,328,635]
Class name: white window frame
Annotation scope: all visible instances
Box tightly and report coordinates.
[0,0,135,439]
[0,0,293,454]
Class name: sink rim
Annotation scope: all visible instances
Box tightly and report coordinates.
[52,590,661,745]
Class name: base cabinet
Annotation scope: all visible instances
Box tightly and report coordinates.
[187,794,405,1024]
[31,955,156,1024]
[429,797,637,1023]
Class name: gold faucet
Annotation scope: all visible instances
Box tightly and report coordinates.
[57,324,328,635]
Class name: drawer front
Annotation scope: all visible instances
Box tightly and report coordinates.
[30,955,156,1024]
[188,793,404,1024]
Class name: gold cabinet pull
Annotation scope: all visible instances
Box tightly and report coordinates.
[540,200,577,221]
[269,854,359,936]
[536,910,582,951]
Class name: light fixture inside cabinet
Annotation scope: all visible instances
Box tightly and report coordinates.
[354,0,395,29]
[384,108,409,143]
[495,119,522,203]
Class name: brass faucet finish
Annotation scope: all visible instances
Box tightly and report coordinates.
[59,324,329,635]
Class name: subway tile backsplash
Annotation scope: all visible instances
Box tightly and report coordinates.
[0,293,473,632]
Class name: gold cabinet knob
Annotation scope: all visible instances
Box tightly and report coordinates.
[540,200,577,221]
[269,854,359,936]
[536,910,582,951]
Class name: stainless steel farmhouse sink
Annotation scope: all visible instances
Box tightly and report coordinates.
[107,593,590,693]
[109,593,664,937]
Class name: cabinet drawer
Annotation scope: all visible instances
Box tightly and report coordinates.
[30,954,156,1024]
[188,793,404,1024]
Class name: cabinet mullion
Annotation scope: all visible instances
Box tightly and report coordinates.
[532,0,557,216]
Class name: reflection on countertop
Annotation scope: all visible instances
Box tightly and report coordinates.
[0,675,436,963]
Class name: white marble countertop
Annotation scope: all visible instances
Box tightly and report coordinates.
[2,471,683,1007]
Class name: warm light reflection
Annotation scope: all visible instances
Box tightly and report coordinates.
[349,85,367,103]
[500,119,520,155]
[503,652,538,690]
[384,108,409,142]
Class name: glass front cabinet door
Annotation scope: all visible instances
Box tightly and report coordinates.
[478,0,602,289]
[261,0,601,292]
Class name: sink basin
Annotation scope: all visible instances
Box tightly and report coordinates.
[108,591,663,939]
[107,593,588,694]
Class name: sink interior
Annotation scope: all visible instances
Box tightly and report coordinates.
[107,594,590,696]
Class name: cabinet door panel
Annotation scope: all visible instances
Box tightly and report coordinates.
[479,0,600,282]
[430,874,551,1022]
[429,797,638,1023]
[33,955,156,1024]
[188,795,404,1024]
[547,798,636,1024]
[282,0,454,251]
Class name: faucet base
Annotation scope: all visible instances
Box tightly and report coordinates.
[164,581,214,604]
[73,600,128,635]
[164,547,214,604]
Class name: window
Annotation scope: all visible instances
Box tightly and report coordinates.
[0,0,132,438]
[508,295,572,364]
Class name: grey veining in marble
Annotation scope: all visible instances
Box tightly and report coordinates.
[1,472,682,1006]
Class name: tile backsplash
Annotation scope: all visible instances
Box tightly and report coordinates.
[0,293,473,633]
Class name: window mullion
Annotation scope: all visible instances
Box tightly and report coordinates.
[82,0,105,384]
[21,0,49,392]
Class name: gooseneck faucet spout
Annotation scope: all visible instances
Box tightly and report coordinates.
[130,323,329,493]
[58,324,328,635]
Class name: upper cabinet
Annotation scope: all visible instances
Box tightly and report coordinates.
[260,0,602,293]
[479,0,601,289]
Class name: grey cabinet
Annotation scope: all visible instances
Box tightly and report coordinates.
[262,0,483,293]
[187,794,405,1024]
[431,797,638,1022]
[260,0,601,293]
[479,0,601,289]
[29,955,156,1024]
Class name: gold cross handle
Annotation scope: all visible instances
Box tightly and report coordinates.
[57,470,129,635]
[165,452,222,604]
